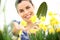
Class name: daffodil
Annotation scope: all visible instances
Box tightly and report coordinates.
[42,26,47,32]
[20,20,27,27]
[18,30,22,40]
[29,29,38,33]
[56,28,60,32]
[48,28,55,34]
[18,37,21,40]
[48,11,57,16]
[38,23,47,32]
[38,23,44,29]
[50,17,59,26]
[40,16,46,22]
[19,30,22,36]
[48,11,53,16]
[29,15,37,23]
[19,20,27,40]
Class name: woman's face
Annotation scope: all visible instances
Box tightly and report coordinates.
[17,1,34,22]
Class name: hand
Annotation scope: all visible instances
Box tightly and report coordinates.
[12,22,24,35]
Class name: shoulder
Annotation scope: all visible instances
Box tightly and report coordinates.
[12,20,20,24]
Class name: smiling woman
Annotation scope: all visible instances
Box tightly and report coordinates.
[12,0,39,40]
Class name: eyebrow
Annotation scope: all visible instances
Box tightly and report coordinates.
[26,6,30,9]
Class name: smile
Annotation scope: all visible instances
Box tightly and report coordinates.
[24,13,32,19]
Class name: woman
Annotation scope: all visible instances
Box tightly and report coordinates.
[12,0,39,40]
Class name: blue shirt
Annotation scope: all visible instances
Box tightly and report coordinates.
[13,20,29,40]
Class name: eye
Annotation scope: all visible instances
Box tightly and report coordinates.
[26,6,30,9]
[19,9,24,13]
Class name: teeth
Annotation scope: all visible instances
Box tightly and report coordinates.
[24,13,32,19]
[25,15,31,19]
[26,15,30,19]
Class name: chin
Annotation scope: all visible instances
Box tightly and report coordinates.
[24,19,30,22]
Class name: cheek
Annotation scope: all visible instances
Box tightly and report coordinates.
[29,8,34,13]
[30,9,34,15]
[19,13,24,19]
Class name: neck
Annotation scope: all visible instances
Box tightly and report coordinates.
[27,21,34,27]
[27,21,33,24]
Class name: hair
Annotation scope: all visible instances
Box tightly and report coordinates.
[15,0,33,8]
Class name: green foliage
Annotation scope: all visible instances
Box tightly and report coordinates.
[29,30,60,40]
[36,2,47,19]
[36,30,45,40]
[0,30,4,40]
[29,30,45,40]
[55,32,60,40]
[29,33,37,40]
[3,25,12,40]
[0,25,12,40]
[46,32,59,40]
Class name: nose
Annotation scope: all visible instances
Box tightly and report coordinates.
[24,10,28,14]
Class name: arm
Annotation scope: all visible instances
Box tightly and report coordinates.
[12,22,20,35]
[12,22,25,36]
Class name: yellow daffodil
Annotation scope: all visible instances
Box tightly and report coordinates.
[38,23,47,32]
[38,23,44,29]
[18,37,21,40]
[19,30,22,36]
[56,28,60,32]
[29,15,37,23]
[50,17,59,26]
[29,29,38,33]
[42,26,47,32]
[48,28,55,34]
[48,11,53,16]
[48,11,57,16]
[18,30,22,40]
[20,20,27,27]
[38,23,46,28]
[40,16,46,22]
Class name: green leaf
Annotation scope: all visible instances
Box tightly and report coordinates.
[36,2,47,19]
[46,32,59,40]
[56,32,60,40]
[1,25,12,40]
[29,33,37,40]
[0,30,4,40]
[36,30,45,40]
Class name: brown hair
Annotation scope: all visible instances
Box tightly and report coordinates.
[15,0,33,8]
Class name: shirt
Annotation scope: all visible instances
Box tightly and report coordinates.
[8,20,29,40]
